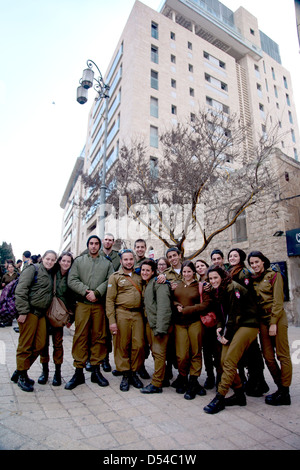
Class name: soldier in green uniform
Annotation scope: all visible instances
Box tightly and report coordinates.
[65,236,114,390]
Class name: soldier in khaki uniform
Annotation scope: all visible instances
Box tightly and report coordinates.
[106,249,145,391]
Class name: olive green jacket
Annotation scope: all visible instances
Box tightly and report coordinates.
[143,277,173,335]
[100,249,121,272]
[252,268,285,325]
[214,281,259,343]
[67,253,114,304]
[15,264,53,318]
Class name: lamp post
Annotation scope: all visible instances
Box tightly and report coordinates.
[77,60,110,241]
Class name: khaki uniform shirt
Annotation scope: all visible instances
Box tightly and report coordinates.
[106,269,142,325]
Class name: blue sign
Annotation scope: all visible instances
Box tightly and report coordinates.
[286,228,300,256]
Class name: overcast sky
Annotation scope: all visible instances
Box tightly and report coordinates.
[0,0,299,261]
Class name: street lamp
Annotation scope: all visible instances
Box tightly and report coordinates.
[77,60,110,240]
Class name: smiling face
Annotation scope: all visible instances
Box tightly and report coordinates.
[42,253,57,271]
[208,271,222,289]
[59,255,72,274]
[228,250,240,266]
[195,261,207,276]
[121,252,135,272]
[134,241,146,259]
[157,258,168,273]
[167,250,181,269]
[141,264,154,282]
[182,266,195,283]
[249,256,265,275]
[211,254,224,266]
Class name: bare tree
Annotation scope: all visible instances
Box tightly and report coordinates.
[80,108,285,258]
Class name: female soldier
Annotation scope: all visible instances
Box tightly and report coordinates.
[11,250,57,392]
[195,259,209,282]
[203,265,259,414]
[173,260,212,400]
[248,251,292,406]
[38,251,75,386]
[139,259,173,394]
[227,248,269,397]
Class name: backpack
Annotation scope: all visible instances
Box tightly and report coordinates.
[0,265,39,321]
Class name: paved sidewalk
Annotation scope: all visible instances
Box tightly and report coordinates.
[0,322,299,451]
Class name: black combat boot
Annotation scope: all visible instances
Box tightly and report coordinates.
[130,371,143,389]
[265,386,291,406]
[52,364,62,386]
[11,370,34,385]
[65,368,85,390]
[224,387,247,407]
[203,393,225,414]
[173,374,188,394]
[18,371,34,392]
[120,373,130,392]
[38,363,49,385]
[102,354,112,372]
[91,365,109,387]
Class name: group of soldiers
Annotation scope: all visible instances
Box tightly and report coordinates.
[65,234,163,392]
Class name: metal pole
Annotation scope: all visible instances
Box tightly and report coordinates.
[98,93,109,240]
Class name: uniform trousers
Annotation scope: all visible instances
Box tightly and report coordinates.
[113,308,145,372]
[174,320,203,377]
[16,313,47,371]
[259,312,292,387]
[72,302,107,368]
[40,321,64,365]
[146,322,172,387]
[218,326,259,396]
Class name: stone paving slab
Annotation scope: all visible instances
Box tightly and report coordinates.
[0,322,299,451]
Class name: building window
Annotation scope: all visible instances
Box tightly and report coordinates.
[189,87,194,97]
[171,105,177,115]
[188,41,192,50]
[151,21,158,39]
[286,94,291,106]
[271,67,276,80]
[257,83,262,98]
[150,156,158,179]
[206,96,229,114]
[150,96,158,118]
[250,28,255,35]
[171,54,176,63]
[254,64,260,79]
[274,85,278,98]
[170,31,175,40]
[151,70,158,90]
[291,129,296,143]
[232,211,247,242]
[190,113,195,122]
[294,148,298,160]
[203,51,226,69]
[188,64,193,73]
[205,73,228,92]
[171,78,176,88]
[150,125,158,148]
[288,111,293,124]
[283,76,288,89]
[151,45,159,64]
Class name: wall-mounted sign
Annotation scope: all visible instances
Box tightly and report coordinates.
[286,228,300,256]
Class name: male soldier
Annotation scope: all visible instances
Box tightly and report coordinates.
[22,251,32,271]
[106,249,145,391]
[100,233,121,372]
[100,233,121,272]
[210,249,229,270]
[133,239,147,272]
[157,247,183,386]
[65,235,114,390]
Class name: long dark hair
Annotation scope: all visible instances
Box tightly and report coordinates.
[227,248,247,279]
[140,258,157,278]
[247,251,270,270]
[207,264,232,295]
